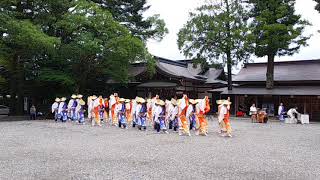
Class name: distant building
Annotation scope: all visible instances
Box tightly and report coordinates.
[109,56,226,102]
[210,60,320,121]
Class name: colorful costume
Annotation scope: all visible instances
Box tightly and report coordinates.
[77,99,86,124]
[117,99,127,128]
[52,98,60,121]
[109,95,118,126]
[178,95,190,136]
[187,100,197,130]
[59,97,68,122]
[138,101,147,130]
[168,99,178,131]
[91,96,101,126]
[154,100,168,133]
[196,96,210,136]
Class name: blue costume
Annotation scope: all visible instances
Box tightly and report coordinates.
[71,100,78,121]
[189,105,196,130]
[62,103,68,122]
[78,105,85,124]
[138,104,147,130]
[159,107,167,131]
[118,103,127,128]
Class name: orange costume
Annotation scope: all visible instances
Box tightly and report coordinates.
[224,104,232,136]
[109,94,119,126]
[196,96,210,136]
[178,95,190,136]
[126,100,133,123]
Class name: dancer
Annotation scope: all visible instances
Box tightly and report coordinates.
[178,94,191,136]
[137,98,147,131]
[117,98,127,129]
[68,94,77,121]
[154,100,168,134]
[77,99,86,124]
[168,98,179,132]
[109,94,118,126]
[91,95,101,127]
[125,99,133,125]
[59,97,68,122]
[187,99,198,131]
[51,98,60,122]
[195,96,210,136]
[217,100,226,134]
[222,100,232,137]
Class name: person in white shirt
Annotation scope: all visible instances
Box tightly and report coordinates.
[287,107,300,124]
[250,104,258,123]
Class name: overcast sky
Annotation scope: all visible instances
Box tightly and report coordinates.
[145,0,320,62]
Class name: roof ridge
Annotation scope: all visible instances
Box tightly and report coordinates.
[246,59,320,66]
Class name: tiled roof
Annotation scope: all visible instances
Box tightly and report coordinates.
[128,56,225,84]
[208,86,320,96]
[234,60,320,82]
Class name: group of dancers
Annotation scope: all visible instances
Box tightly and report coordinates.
[51,93,233,137]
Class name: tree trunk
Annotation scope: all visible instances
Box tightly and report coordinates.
[9,54,24,115]
[225,0,232,90]
[266,54,275,89]
[227,51,232,90]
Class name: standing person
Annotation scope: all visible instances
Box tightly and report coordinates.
[154,100,168,134]
[91,95,101,127]
[116,98,127,129]
[195,96,210,136]
[250,103,258,123]
[168,99,179,132]
[146,99,153,126]
[104,98,109,123]
[77,99,86,125]
[187,99,198,131]
[30,105,36,120]
[217,100,226,134]
[222,100,232,137]
[51,98,60,122]
[87,96,93,122]
[278,103,285,122]
[138,98,147,131]
[109,94,118,126]
[59,97,68,122]
[131,97,139,128]
[178,94,191,136]
[98,96,105,123]
[152,95,160,129]
[125,99,133,125]
[68,94,77,121]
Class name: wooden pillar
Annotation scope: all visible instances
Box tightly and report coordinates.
[255,95,258,107]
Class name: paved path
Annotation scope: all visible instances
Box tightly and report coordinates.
[0,119,319,180]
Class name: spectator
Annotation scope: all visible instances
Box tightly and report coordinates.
[30,105,36,120]
[250,104,257,123]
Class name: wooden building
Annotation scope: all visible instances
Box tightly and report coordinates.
[112,56,226,103]
[210,60,320,121]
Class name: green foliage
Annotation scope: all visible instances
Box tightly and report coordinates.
[178,0,252,65]
[249,0,311,89]
[91,0,168,41]
[178,0,253,89]
[0,0,157,114]
[249,0,311,57]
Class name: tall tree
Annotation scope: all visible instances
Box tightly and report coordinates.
[178,0,252,90]
[91,0,168,41]
[249,0,310,89]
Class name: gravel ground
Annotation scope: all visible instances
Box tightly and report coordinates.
[0,118,319,180]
